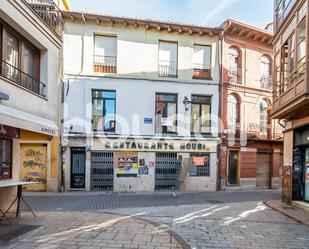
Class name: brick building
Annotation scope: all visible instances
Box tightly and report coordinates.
[219,19,283,190]
[273,0,309,205]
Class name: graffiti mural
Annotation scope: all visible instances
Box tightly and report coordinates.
[20,144,47,191]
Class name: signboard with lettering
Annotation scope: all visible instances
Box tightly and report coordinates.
[92,138,217,153]
[20,144,47,191]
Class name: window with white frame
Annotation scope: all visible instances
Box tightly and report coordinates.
[94,35,117,73]
[192,45,211,80]
[158,41,178,78]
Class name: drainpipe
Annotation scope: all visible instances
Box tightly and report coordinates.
[217,31,224,191]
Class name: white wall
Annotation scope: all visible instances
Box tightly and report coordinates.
[0,0,61,123]
[63,21,220,84]
[63,76,219,138]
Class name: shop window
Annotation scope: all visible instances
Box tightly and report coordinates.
[0,138,12,180]
[189,153,210,177]
[155,93,177,133]
[191,95,211,134]
[92,90,116,132]
[192,45,211,80]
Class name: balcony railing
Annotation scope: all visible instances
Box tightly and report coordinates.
[227,123,283,140]
[158,60,177,78]
[228,68,242,84]
[0,59,46,97]
[260,75,273,90]
[93,55,117,74]
[192,63,211,80]
[23,0,62,36]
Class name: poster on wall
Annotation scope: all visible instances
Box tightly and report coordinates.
[20,144,47,191]
[115,152,138,177]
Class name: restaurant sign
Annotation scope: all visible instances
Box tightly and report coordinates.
[92,138,217,153]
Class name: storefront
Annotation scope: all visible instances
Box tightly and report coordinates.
[65,137,218,192]
[292,125,309,202]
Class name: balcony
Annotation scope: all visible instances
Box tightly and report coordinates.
[228,69,242,84]
[260,76,273,90]
[0,59,46,97]
[272,61,309,119]
[158,60,177,78]
[192,63,211,80]
[23,0,62,36]
[226,123,283,141]
[93,55,117,74]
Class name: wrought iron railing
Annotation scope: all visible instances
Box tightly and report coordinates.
[93,55,117,74]
[227,123,283,140]
[158,60,177,78]
[0,59,46,97]
[23,0,62,36]
[228,68,242,84]
[260,75,273,90]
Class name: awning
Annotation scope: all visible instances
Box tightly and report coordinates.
[0,105,58,136]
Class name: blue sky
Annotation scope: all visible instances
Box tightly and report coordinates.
[68,0,274,29]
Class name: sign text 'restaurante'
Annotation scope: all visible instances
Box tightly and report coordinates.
[104,141,209,152]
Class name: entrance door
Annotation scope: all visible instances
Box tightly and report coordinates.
[304,148,309,201]
[71,148,86,189]
[20,144,47,191]
[228,151,238,185]
[155,153,181,190]
[256,153,271,189]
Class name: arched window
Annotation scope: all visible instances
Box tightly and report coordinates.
[227,94,240,133]
[259,99,269,134]
[261,55,272,89]
[228,47,241,84]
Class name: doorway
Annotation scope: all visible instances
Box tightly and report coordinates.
[228,150,239,185]
[71,148,86,189]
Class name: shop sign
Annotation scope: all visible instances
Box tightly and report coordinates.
[96,138,217,153]
[0,125,19,138]
[192,156,205,166]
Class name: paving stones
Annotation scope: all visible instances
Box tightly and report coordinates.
[0,212,185,249]
[107,201,309,249]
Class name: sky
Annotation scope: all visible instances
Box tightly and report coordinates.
[68,0,274,29]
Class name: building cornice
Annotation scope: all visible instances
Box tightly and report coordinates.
[61,10,222,37]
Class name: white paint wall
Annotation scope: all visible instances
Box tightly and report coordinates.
[63,21,220,83]
[63,76,219,137]
[0,0,61,123]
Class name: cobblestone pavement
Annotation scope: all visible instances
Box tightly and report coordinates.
[24,190,281,211]
[0,212,185,249]
[106,201,309,249]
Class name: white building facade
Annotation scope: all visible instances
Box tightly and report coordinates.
[62,11,222,192]
[0,0,68,210]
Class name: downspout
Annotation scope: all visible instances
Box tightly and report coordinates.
[217,31,224,191]
[61,20,86,192]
